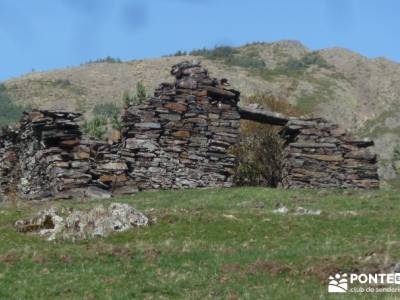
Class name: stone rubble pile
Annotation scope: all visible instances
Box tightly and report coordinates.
[280,118,379,188]
[15,203,149,241]
[120,61,240,190]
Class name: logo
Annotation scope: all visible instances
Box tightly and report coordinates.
[328,273,348,293]
[328,272,400,293]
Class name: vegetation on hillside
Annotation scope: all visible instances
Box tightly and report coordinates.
[189,46,266,69]
[188,45,332,79]
[83,102,123,139]
[0,84,24,129]
[83,82,147,139]
[82,115,108,139]
[123,81,147,107]
[84,56,123,65]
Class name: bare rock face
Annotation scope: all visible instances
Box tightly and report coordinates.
[15,203,149,241]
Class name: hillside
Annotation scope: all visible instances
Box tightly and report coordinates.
[2,40,400,180]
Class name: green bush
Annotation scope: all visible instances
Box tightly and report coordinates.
[83,115,108,139]
[232,123,284,187]
[135,81,147,103]
[122,90,133,107]
[232,94,300,187]
[190,46,266,70]
[258,52,332,80]
[190,46,238,59]
[123,82,147,106]
[92,102,122,131]
[93,103,120,118]
[84,56,122,65]
[0,84,24,128]
[174,50,187,56]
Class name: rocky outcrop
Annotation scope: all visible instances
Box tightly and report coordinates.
[15,203,149,241]
[280,118,379,188]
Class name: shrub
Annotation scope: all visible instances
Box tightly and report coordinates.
[84,56,122,65]
[83,115,108,139]
[190,46,266,70]
[123,82,148,106]
[190,46,238,59]
[174,50,187,56]
[0,84,24,128]
[92,102,122,131]
[258,52,332,80]
[93,103,120,118]
[135,81,147,104]
[232,94,300,187]
[232,122,284,187]
[122,90,134,107]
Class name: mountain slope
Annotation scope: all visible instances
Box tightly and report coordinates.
[3,40,400,180]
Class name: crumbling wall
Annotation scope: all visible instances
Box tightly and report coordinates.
[120,61,240,189]
[280,118,379,188]
[0,61,381,201]
[16,111,93,199]
[0,128,20,200]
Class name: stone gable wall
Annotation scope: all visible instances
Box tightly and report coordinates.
[120,61,240,190]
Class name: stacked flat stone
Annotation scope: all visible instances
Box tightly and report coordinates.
[120,61,240,190]
[280,118,379,189]
[0,61,381,201]
[0,127,20,200]
[84,140,129,193]
[15,110,95,198]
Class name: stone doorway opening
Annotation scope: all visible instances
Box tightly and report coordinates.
[234,103,292,188]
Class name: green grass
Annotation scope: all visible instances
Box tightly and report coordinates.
[1,187,400,299]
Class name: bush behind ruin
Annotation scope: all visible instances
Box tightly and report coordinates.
[232,94,300,187]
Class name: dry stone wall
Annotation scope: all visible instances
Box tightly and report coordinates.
[120,61,240,190]
[0,61,380,201]
[280,118,379,189]
[0,127,19,200]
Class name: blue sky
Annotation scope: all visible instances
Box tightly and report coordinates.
[1,0,399,81]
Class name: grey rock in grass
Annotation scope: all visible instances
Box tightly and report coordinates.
[15,203,149,241]
[294,207,322,216]
[272,205,289,214]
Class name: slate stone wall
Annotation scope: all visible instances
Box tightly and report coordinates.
[0,61,380,201]
[280,118,379,188]
[120,61,240,190]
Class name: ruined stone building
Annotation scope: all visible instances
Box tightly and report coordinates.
[0,61,379,200]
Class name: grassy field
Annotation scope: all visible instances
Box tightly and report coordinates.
[1,187,400,299]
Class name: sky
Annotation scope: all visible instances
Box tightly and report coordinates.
[1,0,400,81]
